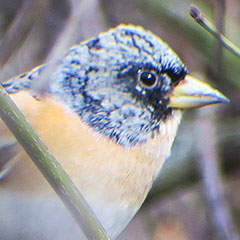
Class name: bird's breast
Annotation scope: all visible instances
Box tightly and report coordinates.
[3,90,182,237]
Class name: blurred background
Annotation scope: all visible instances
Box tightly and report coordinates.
[0,0,240,239]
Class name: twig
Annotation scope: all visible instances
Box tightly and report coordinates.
[190,5,240,58]
[0,84,110,240]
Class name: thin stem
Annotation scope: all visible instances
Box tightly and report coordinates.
[190,5,240,58]
[0,84,110,240]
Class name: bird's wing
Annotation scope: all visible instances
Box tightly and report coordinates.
[0,65,45,180]
[2,65,45,94]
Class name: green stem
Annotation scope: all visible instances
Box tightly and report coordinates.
[0,84,110,240]
[190,5,240,58]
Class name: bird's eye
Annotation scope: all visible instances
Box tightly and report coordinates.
[139,71,157,88]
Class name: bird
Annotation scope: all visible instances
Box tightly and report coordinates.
[0,24,228,239]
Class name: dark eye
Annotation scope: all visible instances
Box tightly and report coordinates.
[139,71,157,88]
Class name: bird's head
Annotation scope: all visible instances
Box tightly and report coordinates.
[52,25,228,146]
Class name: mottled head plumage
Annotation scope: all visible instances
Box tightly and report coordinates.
[49,25,188,146]
[3,25,188,146]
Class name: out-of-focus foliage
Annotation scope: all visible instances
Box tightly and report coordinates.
[0,0,239,239]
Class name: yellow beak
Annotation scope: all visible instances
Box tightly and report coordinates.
[168,75,229,109]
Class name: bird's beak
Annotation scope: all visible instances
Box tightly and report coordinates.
[168,75,229,109]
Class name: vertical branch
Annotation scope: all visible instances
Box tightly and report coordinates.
[77,0,106,39]
[214,0,225,78]
[31,0,106,94]
[197,108,239,240]
[0,0,48,70]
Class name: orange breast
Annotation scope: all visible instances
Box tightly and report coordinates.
[3,91,182,208]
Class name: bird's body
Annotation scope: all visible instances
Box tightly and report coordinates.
[0,25,228,239]
[3,91,182,237]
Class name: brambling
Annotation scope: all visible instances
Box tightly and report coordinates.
[0,25,228,239]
